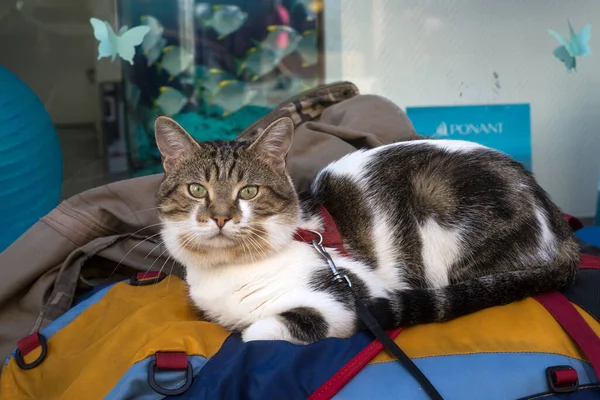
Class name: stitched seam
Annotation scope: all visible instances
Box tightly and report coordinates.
[43,212,90,245]
[59,196,121,236]
[310,330,402,400]
[56,204,114,237]
[368,351,589,365]
[310,340,381,400]
[37,217,81,246]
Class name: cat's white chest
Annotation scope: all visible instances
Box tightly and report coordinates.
[185,242,326,330]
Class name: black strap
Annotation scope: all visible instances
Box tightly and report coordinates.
[354,299,445,400]
[309,237,443,399]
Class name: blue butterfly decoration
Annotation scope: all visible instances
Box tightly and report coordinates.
[548,20,592,72]
[90,18,151,65]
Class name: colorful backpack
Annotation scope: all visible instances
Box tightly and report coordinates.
[2,220,600,400]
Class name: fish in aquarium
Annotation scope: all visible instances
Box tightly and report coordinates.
[156,86,189,116]
[293,0,322,21]
[297,29,318,67]
[196,66,235,94]
[160,45,195,80]
[145,38,167,66]
[140,15,163,52]
[261,25,302,58]
[206,80,257,117]
[195,3,212,22]
[140,15,166,66]
[197,4,248,39]
[238,46,282,81]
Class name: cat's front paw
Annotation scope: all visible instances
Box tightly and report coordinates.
[242,317,297,343]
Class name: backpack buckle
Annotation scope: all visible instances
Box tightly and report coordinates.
[15,333,48,370]
[148,352,193,395]
[130,271,167,286]
[546,366,579,393]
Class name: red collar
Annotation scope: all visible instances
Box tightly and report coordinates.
[293,206,350,256]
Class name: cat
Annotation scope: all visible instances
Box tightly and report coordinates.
[155,115,580,344]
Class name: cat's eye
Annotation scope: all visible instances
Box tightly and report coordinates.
[238,185,258,200]
[188,183,208,198]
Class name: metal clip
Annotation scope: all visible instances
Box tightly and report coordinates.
[308,230,352,288]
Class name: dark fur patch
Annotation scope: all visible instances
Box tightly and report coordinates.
[312,173,378,268]
[307,142,580,330]
[356,297,396,331]
[308,268,369,311]
[280,307,329,343]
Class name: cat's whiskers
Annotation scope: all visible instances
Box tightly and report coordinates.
[120,222,166,241]
[142,230,193,281]
[165,258,178,292]
[244,228,278,252]
[159,231,198,295]
[243,228,272,247]
[109,230,168,278]
[237,238,257,264]
[242,234,267,260]
[242,233,271,263]
[245,225,294,249]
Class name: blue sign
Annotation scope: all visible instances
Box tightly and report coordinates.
[406,104,532,171]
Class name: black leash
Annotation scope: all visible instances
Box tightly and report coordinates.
[311,237,444,400]
[354,300,444,400]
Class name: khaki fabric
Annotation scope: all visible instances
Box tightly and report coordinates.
[0,81,417,372]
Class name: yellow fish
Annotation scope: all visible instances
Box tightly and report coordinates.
[261,25,302,58]
[205,5,248,39]
[156,86,188,116]
[240,47,281,80]
[160,46,195,80]
[208,80,257,117]
[297,30,318,67]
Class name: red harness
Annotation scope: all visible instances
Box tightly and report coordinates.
[293,206,349,257]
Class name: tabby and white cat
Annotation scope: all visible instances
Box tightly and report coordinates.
[155,115,579,344]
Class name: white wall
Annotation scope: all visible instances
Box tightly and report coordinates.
[325,0,600,218]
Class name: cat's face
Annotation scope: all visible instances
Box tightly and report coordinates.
[155,116,299,266]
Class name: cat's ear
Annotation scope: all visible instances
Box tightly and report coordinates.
[155,116,198,173]
[247,117,294,171]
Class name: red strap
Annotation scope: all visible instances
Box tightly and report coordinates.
[563,214,585,232]
[17,333,42,356]
[308,328,403,400]
[581,254,600,270]
[535,292,600,378]
[137,271,161,280]
[155,352,188,370]
[294,206,349,256]
[551,368,578,386]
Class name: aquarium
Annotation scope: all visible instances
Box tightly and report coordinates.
[117,0,323,175]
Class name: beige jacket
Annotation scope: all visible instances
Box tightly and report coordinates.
[0,82,418,371]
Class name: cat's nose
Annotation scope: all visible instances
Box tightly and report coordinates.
[212,215,231,228]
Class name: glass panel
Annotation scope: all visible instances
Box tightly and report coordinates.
[117,0,323,175]
[323,0,600,221]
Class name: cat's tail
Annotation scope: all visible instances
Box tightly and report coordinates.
[377,241,581,328]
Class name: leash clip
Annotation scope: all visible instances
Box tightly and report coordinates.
[308,230,352,288]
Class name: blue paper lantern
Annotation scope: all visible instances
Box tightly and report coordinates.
[0,65,62,252]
